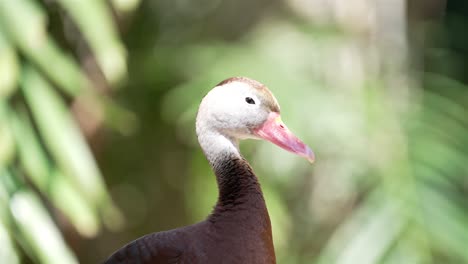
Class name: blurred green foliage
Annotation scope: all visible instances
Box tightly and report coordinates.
[2,0,468,264]
[0,0,138,263]
[95,1,468,264]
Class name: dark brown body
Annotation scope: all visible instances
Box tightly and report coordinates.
[104,155,276,264]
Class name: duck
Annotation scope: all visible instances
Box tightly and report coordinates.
[104,77,314,264]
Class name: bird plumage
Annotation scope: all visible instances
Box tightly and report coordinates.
[104,77,313,264]
[104,155,274,264]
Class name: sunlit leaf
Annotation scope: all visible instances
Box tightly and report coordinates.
[318,191,405,264]
[0,27,19,99]
[110,0,141,13]
[382,227,431,264]
[20,66,123,229]
[56,0,127,84]
[10,190,79,264]
[0,0,90,96]
[9,109,100,237]
[419,187,468,261]
[21,67,101,199]
[0,218,20,264]
[1,170,78,264]
[0,102,15,169]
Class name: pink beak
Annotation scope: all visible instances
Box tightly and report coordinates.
[254,112,315,163]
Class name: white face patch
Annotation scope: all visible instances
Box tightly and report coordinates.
[197,80,270,139]
[209,82,261,112]
[195,78,281,164]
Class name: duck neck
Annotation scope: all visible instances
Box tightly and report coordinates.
[197,131,270,223]
[211,154,266,216]
[198,131,275,260]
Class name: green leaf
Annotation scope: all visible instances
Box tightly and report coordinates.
[0,27,19,99]
[0,102,15,170]
[21,66,102,200]
[0,218,20,264]
[419,187,468,261]
[9,109,100,237]
[110,0,141,13]
[10,190,79,264]
[318,192,406,264]
[56,0,127,84]
[20,66,123,229]
[0,0,90,96]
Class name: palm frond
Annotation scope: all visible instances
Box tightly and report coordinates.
[0,0,137,262]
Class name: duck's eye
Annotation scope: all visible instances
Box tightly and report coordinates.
[245,97,256,104]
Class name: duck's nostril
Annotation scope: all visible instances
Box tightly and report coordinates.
[280,125,284,129]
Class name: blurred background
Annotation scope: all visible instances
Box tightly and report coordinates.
[1,0,468,263]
